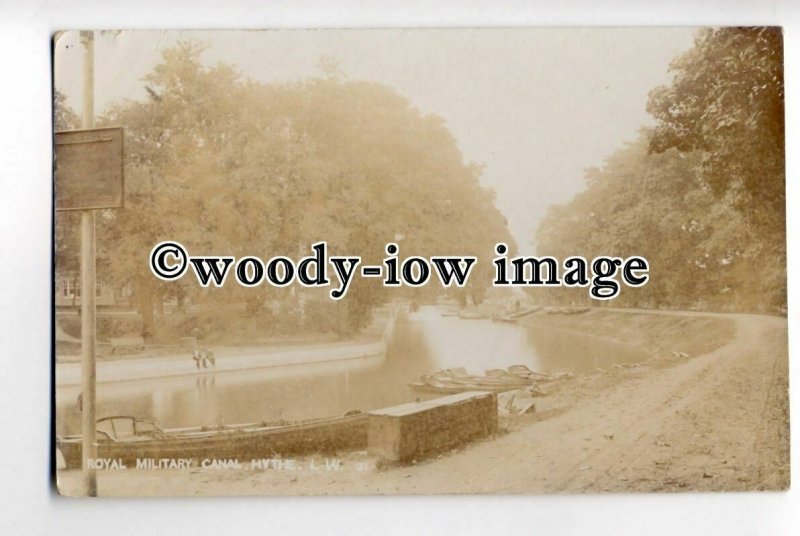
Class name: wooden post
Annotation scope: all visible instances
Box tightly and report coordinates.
[79,30,97,497]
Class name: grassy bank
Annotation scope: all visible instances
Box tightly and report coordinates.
[518,307,737,363]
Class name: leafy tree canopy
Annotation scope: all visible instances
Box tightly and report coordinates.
[57,42,513,336]
[537,28,785,312]
[647,27,784,232]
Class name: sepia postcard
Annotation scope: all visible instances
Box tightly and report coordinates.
[52,28,788,497]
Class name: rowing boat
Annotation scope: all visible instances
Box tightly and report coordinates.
[506,364,575,382]
[56,413,368,470]
[408,380,523,394]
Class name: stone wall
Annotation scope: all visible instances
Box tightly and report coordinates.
[367,391,497,463]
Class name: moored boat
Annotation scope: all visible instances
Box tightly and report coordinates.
[506,364,575,382]
[409,367,532,395]
[409,364,574,396]
[457,309,487,320]
[408,380,523,394]
[56,412,368,470]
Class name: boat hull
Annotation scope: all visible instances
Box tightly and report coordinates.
[56,414,368,470]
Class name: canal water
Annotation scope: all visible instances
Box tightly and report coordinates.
[55,306,646,434]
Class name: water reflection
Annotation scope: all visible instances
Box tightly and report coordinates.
[55,305,645,433]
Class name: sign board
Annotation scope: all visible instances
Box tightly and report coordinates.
[55,127,124,211]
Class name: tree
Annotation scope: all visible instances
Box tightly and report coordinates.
[54,89,80,131]
[537,128,785,312]
[647,27,784,233]
[536,28,786,313]
[72,42,512,339]
[53,90,81,306]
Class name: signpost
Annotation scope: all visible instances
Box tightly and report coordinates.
[54,31,124,497]
[55,127,124,211]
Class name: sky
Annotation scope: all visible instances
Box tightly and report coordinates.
[54,28,698,254]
